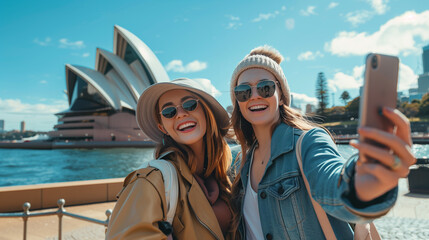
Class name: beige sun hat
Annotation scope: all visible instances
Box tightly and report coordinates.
[136,78,229,143]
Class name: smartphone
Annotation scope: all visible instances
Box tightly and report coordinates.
[359,53,399,146]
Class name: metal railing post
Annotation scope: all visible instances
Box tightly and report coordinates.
[57,199,65,240]
[1,198,112,239]
[22,202,30,240]
[105,208,112,232]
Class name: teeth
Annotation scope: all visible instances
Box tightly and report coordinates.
[178,122,196,130]
[249,105,267,110]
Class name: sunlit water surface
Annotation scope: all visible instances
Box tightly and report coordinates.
[0,145,427,187]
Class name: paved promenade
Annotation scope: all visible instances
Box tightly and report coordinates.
[0,179,428,239]
[373,179,429,239]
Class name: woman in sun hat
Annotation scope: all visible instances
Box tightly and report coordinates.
[106,78,233,240]
[228,45,416,239]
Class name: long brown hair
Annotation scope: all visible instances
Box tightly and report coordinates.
[229,48,331,238]
[154,91,232,203]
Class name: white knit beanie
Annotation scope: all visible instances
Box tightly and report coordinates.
[230,46,291,106]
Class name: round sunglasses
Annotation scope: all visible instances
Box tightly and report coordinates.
[234,79,277,102]
[159,99,199,118]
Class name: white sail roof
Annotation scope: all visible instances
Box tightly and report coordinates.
[113,25,170,84]
[64,25,169,112]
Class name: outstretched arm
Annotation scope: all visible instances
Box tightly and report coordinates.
[350,107,416,202]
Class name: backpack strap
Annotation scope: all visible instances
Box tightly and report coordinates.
[139,151,178,224]
[296,131,337,240]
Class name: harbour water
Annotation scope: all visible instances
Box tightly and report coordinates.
[0,145,428,187]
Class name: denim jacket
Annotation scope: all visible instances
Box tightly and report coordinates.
[236,123,397,240]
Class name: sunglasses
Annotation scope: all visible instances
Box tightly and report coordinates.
[234,79,277,102]
[160,99,199,118]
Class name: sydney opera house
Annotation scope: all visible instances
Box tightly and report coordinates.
[48,25,169,142]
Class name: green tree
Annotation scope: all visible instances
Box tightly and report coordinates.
[399,102,420,118]
[316,72,329,115]
[345,96,360,118]
[418,93,429,117]
[340,91,351,106]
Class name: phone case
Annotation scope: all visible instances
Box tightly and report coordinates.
[359,53,399,143]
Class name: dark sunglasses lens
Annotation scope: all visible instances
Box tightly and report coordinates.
[234,85,252,102]
[183,99,198,111]
[161,107,177,118]
[257,80,276,98]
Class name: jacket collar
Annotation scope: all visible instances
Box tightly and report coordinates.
[158,151,194,185]
[270,123,295,160]
[240,123,296,186]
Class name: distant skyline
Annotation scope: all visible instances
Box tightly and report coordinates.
[1,0,428,131]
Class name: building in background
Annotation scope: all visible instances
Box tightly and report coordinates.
[305,104,316,115]
[417,44,429,95]
[20,121,25,133]
[48,25,170,142]
[0,120,4,133]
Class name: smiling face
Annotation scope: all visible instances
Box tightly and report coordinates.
[157,89,207,147]
[236,68,283,129]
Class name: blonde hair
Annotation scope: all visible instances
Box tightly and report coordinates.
[229,47,331,239]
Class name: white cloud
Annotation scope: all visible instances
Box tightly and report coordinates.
[165,60,207,73]
[344,0,389,26]
[40,80,47,84]
[345,10,373,26]
[253,13,277,22]
[72,52,91,58]
[285,18,295,30]
[226,15,239,21]
[300,6,316,16]
[368,0,389,15]
[290,92,318,111]
[297,51,324,61]
[328,65,364,93]
[328,2,339,9]
[0,98,69,131]
[33,37,51,46]
[226,15,242,29]
[252,8,284,22]
[195,78,221,98]
[325,11,429,57]
[59,38,85,49]
[398,63,418,91]
[227,22,242,29]
[327,62,418,93]
[0,98,68,114]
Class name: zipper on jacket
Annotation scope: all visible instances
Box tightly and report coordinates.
[188,195,221,240]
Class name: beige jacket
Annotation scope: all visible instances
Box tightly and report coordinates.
[106,154,228,240]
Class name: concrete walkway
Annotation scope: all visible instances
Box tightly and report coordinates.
[0,179,428,239]
[0,202,114,240]
[373,179,429,239]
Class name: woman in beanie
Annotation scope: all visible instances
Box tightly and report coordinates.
[106,78,233,240]
[229,46,415,239]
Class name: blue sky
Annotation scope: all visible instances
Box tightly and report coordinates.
[0,0,428,131]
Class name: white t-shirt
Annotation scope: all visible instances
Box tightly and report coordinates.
[243,153,264,240]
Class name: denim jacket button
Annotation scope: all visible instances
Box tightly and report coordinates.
[260,191,267,199]
[266,233,273,240]
[278,186,284,194]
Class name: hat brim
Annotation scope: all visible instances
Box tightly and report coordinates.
[136,79,229,143]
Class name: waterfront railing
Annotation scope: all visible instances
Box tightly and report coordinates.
[0,198,111,240]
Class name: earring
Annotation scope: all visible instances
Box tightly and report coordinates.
[162,134,167,146]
